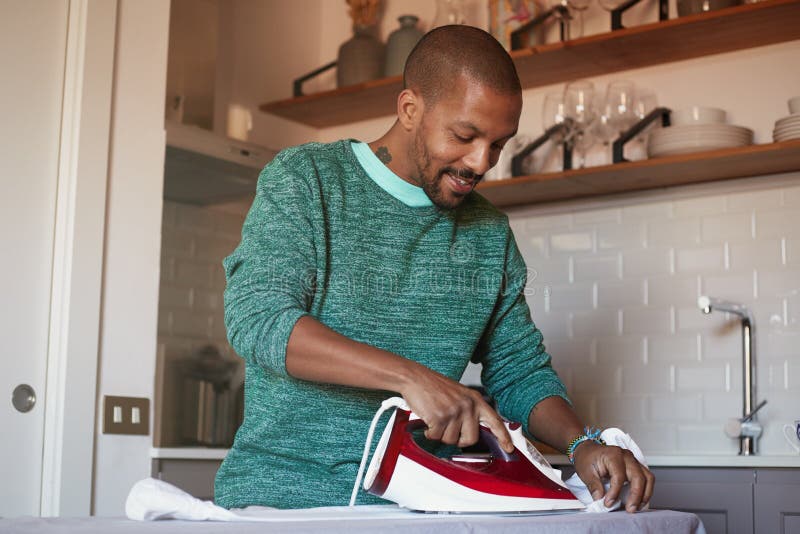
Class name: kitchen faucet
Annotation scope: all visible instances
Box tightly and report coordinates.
[698,296,766,455]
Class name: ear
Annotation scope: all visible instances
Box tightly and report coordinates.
[397,88,422,131]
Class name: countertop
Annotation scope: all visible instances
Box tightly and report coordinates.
[151,447,800,467]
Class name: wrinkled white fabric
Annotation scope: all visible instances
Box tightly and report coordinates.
[564,428,649,513]
[127,478,453,522]
[126,478,245,521]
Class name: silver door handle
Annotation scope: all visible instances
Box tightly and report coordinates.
[12,384,36,413]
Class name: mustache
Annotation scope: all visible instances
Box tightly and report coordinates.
[441,167,483,183]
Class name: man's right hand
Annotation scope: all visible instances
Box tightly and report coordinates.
[399,364,514,453]
[285,315,514,453]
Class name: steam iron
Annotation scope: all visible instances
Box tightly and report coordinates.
[350,397,584,513]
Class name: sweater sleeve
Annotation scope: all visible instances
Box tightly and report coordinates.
[222,151,317,376]
[475,227,570,437]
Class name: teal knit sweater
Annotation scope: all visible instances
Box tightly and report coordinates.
[214,140,568,509]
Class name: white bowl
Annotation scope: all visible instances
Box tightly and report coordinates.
[789,96,800,115]
[671,106,727,125]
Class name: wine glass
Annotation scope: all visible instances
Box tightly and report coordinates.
[563,80,597,167]
[566,0,592,38]
[605,80,638,136]
[431,0,466,28]
[599,0,628,29]
[547,0,583,40]
[542,92,569,171]
[631,88,658,159]
[591,93,616,165]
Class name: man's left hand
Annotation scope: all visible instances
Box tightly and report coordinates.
[572,440,655,513]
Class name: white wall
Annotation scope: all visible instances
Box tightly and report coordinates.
[92,0,170,516]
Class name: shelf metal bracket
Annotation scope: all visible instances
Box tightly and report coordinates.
[510,5,572,50]
[511,120,574,177]
[612,106,671,164]
[609,0,668,31]
[293,61,337,98]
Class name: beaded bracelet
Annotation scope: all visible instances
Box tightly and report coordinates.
[566,426,606,463]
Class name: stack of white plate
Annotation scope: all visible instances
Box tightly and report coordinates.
[773,116,800,142]
[648,123,753,158]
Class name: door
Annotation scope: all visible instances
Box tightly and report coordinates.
[0,2,70,517]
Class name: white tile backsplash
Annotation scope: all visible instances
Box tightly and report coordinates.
[785,237,800,265]
[527,258,571,285]
[621,364,674,394]
[648,334,700,363]
[648,218,701,248]
[622,248,672,277]
[596,221,646,250]
[573,254,620,282]
[596,279,645,308]
[701,212,754,243]
[756,209,800,238]
[728,239,784,271]
[702,272,757,303]
[647,275,699,307]
[595,335,645,363]
[550,231,593,254]
[676,245,725,274]
[676,364,729,392]
[727,188,782,212]
[673,196,726,218]
[571,310,620,338]
[783,186,800,208]
[547,283,594,312]
[648,394,702,422]
[509,174,800,455]
[758,269,800,299]
[157,201,248,446]
[622,307,673,335]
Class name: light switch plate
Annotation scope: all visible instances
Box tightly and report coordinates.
[103,395,150,435]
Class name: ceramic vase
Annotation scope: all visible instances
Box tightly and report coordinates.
[384,15,424,77]
[337,24,384,88]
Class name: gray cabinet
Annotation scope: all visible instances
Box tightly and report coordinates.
[649,468,754,534]
[647,467,800,534]
[754,469,800,534]
[151,458,223,501]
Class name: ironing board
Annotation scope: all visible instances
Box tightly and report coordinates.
[0,509,705,533]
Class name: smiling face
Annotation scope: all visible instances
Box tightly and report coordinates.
[409,74,522,210]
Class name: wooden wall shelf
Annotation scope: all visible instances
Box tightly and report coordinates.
[475,140,800,208]
[260,0,800,128]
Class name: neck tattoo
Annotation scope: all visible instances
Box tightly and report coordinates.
[375,146,392,164]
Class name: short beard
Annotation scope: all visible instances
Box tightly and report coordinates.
[411,128,480,210]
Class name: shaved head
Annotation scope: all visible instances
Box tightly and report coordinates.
[403,25,521,105]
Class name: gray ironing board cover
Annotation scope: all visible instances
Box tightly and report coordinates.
[0,509,704,533]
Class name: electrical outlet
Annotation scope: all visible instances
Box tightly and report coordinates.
[103,395,150,435]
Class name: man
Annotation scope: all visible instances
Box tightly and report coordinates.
[215,25,654,512]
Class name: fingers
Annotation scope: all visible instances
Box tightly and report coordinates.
[583,469,606,503]
[414,388,511,452]
[476,405,514,453]
[602,448,654,513]
[641,466,656,508]
[623,452,646,512]
[631,463,655,511]
[603,454,627,507]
